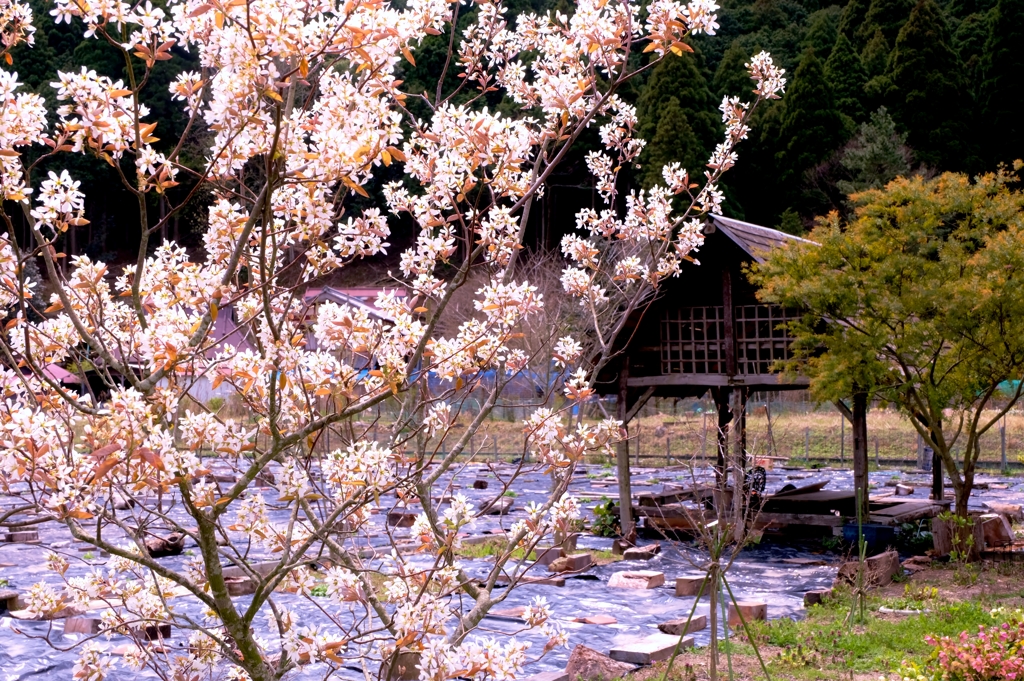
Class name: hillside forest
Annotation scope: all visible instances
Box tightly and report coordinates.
[5,0,1023,272]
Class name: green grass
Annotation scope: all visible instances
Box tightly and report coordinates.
[743,590,1000,676]
[454,538,533,561]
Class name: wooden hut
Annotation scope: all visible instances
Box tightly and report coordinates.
[599,215,948,537]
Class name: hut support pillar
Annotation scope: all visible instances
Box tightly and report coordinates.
[730,387,748,541]
[616,357,635,543]
[711,386,732,486]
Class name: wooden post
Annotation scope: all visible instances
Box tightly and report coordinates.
[1001,417,1007,474]
[874,437,879,467]
[493,435,498,462]
[665,435,671,463]
[931,446,943,500]
[852,392,869,519]
[722,269,736,377]
[840,412,845,465]
[711,386,732,486]
[616,357,634,541]
[701,412,707,464]
[804,427,810,463]
[730,387,747,542]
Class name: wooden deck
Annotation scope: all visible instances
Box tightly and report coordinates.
[617,483,950,532]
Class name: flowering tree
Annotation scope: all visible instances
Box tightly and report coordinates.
[0,0,783,678]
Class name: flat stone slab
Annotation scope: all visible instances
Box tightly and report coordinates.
[728,601,767,626]
[572,614,617,625]
[658,614,707,635]
[609,633,692,664]
[622,543,661,561]
[979,513,1014,548]
[387,511,417,528]
[608,570,665,589]
[523,672,568,681]
[524,576,566,587]
[1,530,39,543]
[674,574,707,597]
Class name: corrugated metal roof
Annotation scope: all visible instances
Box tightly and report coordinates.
[709,214,817,262]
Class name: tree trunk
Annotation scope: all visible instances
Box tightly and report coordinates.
[851,392,869,519]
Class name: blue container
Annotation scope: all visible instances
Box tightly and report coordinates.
[842,524,897,549]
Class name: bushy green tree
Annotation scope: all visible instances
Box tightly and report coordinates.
[825,33,868,122]
[838,0,871,47]
[860,28,890,78]
[884,0,976,170]
[803,6,842,60]
[753,168,1024,519]
[980,0,1024,163]
[837,106,913,195]
[713,40,758,98]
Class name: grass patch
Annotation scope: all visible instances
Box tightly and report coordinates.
[741,590,1000,677]
[454,538,532,561]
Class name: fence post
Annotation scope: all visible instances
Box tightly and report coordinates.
[805,427,810,464]
[1001,417,1007,474]
[840,414,845,465]
[701,412,707,464]
[874,438,879,468]
[493,435,499,462]
[636,428,641,466]
[916,433,924,469]
[665,435,671,464]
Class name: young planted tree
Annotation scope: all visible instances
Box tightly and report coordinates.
[0,0,784,680]
[752,168,1024,521]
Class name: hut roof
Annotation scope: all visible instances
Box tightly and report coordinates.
[709,214,815,262]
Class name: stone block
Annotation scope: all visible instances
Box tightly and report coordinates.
[483,496,514,515]
[524,576,566,586]
[143,623,172,640]
[565,645,634,681]
[472,480,489,490]
[608,570,665,589]
[534,547,564,567]
[727,601,767,627]
[803,589,832,607]
[895,484,914,496]
[387,511,417,528]
[224,576,256,597]
[0,588,20,613]
[2,530,39,543]
[835,550,901,587]
[658,614,707,635]
[64,616,104,636]
[611,538,634,555]
[979,513,1014,548]
[488,606,526,622]
[674,574,707,597]
[609,633,691,665]
[548,552,592,573]
[622,543,661,561]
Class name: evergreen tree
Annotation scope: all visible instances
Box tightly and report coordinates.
[641,98,703,189]
[825,33,868,122]
[858,0,916,46]
[953,13,990,94]
[803,6,842,60]
[777,49,848,186]
[885,0,977,170]
[837,106,913,195]
[980,0,1024,163]
[838,0,871,48]
[860,27,890,77]
[712,40,757,99]
[636,50,720,188]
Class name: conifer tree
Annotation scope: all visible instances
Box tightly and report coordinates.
[712,40,758,99]
[641,98,703,189]
[636,49,720,188]
[858,0,916,46]
[777,49,848,186]
[980,0,1024,163]
[804,7,841,61]
[825,33,868,122]
[837,106,913,195]
[885,0,976,170]
[838,0,871,48]
[860,28,890,77]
